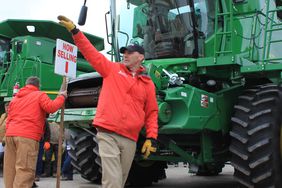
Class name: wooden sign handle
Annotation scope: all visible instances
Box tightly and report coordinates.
[56,76,67,188]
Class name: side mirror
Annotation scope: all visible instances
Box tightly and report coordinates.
[78,0,88,26]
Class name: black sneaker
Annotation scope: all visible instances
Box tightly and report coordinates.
[32,182,38,188]
[61,176,73,181]
[35,175,40,181]
[41,173,51,178]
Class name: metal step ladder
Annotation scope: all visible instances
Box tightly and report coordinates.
[214,0,234,57]
[262,0,282,63]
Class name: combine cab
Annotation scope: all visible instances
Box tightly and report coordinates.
[52,0,282,187]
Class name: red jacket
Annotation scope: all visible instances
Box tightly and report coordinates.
[73,32,158,141]
[6,85,65,141]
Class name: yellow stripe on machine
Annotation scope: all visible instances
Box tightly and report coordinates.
[43,91,59,95]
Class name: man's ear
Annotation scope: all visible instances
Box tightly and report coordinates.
[139,54,145,62]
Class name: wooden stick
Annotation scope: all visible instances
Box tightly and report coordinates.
[56,76,67,188]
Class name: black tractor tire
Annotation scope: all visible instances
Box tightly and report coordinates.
[230,84,282,188]
[68,129,102,183]
[126,160,167,187]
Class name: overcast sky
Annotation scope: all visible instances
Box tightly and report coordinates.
[0,0,110,51]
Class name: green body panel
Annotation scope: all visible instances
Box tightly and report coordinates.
[50,108,95,128]
[157,84,242,134]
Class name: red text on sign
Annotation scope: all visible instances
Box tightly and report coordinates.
[63,43,74,53]
[65,61,69,73]
[57,50,77,63]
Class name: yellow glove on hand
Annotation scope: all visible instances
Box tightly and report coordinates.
[58,15,76,32]
[141,138,157,159]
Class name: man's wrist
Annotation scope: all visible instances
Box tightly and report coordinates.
[59,93,67,99]
[148,138,157,147]
[71,27,80,35]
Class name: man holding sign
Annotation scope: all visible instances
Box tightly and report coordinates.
[58,16,158,188]
[4,76,67,188]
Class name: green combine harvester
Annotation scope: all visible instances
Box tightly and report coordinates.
[51,0,282,187]
[0,19,103,105]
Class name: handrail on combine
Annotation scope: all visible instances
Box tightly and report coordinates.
[263,0,282,64]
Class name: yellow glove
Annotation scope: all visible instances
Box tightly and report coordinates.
[58,15,76,32]
[141,138,157,159]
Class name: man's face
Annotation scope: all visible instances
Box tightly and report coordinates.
[122,51,144,71]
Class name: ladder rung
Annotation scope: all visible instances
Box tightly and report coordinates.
[271,23,282,27]
[216,31,232,35]
[266,28,282,32]
[268,7,282,13]
[270,39,282,43]
[216,50,232,54]
[217,12,231,16]
[264,57,282,61]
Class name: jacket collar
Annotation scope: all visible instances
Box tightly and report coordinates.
[121,64,146,76]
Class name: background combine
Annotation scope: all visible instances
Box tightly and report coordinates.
[0,19,103,106]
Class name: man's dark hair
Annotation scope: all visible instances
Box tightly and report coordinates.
[26,76,40,88]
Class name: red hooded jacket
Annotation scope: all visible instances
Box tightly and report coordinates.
[73,32,158,141]
[6,85,65,141]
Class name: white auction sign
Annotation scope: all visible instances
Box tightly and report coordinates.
[54,39,78,78]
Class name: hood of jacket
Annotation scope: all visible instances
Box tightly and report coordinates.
[16,84,39,98]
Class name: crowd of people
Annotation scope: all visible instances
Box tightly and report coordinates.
[33,122,74,187]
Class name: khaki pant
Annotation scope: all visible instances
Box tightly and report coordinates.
[4,136,39,188]
[96,131,136,188]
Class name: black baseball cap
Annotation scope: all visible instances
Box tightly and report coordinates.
[120,44,145,55]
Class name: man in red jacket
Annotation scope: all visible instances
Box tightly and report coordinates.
[4,76,67,188]
[58,16,159,188]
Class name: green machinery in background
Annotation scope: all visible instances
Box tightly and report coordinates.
[50,0,282,187]
[0,19,103,106]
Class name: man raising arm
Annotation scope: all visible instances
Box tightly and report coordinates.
[58,15,159,188]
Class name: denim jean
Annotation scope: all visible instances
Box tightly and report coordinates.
[35,140,44,176]
[62,147,73,179]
